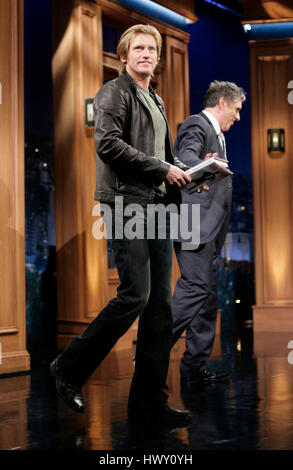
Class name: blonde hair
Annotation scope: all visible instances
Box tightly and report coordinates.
[117,24,162,75]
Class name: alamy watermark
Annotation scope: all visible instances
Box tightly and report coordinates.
[288,80,293,105]
[288,340,293,364]
[92,196,200,248]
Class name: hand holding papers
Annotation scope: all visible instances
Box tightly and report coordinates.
[182,155,233,194]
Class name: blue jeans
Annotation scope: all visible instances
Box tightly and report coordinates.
[58,204,174,407]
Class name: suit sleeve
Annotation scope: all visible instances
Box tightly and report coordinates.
[174,115,207,167]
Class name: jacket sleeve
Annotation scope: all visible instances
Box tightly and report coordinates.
[93,83,170,186]
[173,155,190,171]
[174,115,207,168]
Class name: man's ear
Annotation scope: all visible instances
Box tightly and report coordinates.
[218,96,227,109]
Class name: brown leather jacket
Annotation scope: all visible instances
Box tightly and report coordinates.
[93,72,187,206]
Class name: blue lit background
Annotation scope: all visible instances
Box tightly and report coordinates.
[187,0,251,176]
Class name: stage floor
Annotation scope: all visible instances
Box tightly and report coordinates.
[1,326,293,451]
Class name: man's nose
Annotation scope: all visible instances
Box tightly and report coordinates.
[235,112,240,121]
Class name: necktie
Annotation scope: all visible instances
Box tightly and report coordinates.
[218,132,227,159]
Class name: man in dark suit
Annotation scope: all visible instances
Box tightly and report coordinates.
[171,81,246,385]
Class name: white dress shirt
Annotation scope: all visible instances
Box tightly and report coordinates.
[202,110,227,159]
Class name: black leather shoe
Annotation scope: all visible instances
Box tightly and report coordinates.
[50,358,85,413]
[181,367,230,385]
[157,403,192,422]
[128,402,192,423]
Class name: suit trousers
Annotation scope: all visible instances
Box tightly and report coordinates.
[57,204,173,408]
[171,240,219,380]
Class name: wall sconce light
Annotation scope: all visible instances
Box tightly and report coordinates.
[267,129,285,152]
[85,98,94,127]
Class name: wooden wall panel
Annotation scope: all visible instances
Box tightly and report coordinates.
[52,0,83,325]
[78,5,109,318]
[164,36,190,141]
[0,0,30,374]
[250,39,293,330]
[259,56,293,303]
[155,0,197,21]
[52,0,108,348]
[241,0,293,22]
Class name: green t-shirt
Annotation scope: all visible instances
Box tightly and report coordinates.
[137,85,167,198]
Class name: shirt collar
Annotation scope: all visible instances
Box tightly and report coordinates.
[202,110,221,136]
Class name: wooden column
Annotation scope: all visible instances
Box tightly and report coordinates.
[0,0,30,375]
[250,39,293,331]
[162,35,190,292]
[52,0,109,349]
[164,35,190,141]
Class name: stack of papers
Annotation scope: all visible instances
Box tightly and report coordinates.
[182,156,233,194]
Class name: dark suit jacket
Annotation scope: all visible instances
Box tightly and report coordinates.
[174,112,232,249]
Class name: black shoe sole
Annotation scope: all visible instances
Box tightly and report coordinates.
[50,360,85,414]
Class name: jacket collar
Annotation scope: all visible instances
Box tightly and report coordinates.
[200,111,220,136]
[123,71,156,98]
[201,110,221,136]
[123,71,165,111]
[199,111,223,154]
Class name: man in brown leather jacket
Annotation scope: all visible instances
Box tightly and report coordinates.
[50,24,192,423]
